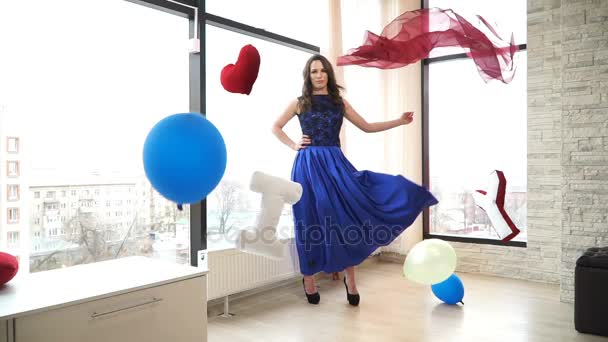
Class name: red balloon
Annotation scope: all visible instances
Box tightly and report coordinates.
[220,44,261,95]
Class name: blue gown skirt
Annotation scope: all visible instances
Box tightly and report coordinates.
[291,146,438,275]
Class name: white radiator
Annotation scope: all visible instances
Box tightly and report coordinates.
[206,239,300,301]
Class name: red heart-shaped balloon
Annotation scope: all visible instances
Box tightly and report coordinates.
[220,44,261,95]
[0,252,18,287]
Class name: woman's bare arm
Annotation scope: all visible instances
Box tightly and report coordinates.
[343,98,413,133]
[271,100,310,151]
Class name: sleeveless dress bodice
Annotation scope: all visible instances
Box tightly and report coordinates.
[296,95,343,147]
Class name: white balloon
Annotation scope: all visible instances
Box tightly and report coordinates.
[403,239,457,285]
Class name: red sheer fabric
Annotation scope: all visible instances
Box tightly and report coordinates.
[337,8,519,83]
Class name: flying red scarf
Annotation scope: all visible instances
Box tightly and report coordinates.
[337,8,519,83]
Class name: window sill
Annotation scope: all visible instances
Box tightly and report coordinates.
[424,233,527,248]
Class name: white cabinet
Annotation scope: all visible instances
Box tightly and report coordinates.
[0,320,7,342]
[0,257,207,342]
[15,277,205,342]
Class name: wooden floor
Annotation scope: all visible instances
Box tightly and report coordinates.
[208,259,607,342]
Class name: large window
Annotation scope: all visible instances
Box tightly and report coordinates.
[0,0,192,272]
[2,1,325,274]
[203,6,324,251]
[205,26,314,250]
[424,1,527,245]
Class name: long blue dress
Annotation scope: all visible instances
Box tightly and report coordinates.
[291,95,439,275]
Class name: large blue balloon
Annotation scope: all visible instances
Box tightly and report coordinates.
[431,273,464,305]
[143,113,227,204]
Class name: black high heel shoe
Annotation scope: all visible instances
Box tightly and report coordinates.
[302,278,320,304]
[343,277,360,306]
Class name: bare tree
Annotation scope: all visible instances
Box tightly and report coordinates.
[65,208,120,263]
[30,184,193,272]
[30,250,64,272]
[214,180,242,234]
[430,206,454,233]
[456,192,465,229]
[30,210,141,273]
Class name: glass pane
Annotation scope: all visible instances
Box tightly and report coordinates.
[428,51,527,242]
[205,25,313,251]
[428,0,526,57]
[206,0,327,46]
[0,0,191,273]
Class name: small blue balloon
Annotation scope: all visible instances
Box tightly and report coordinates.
[431,273,464,305]
[143,113,227,204]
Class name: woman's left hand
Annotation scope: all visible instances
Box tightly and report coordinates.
[400,111,414,125]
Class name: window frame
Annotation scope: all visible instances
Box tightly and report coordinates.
[7,184,20,201]
[7,160,19,177]
[7,231,20,248]
[421,0,527,247]
[6,137,19,153]
[7,207,20,224]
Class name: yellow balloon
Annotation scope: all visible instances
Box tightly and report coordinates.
[403,239,457,285]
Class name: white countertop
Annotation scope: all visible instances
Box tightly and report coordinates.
[0,256,207,320]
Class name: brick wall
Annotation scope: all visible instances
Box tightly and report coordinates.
[560,0,608,303]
